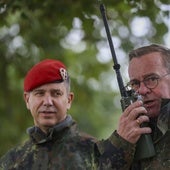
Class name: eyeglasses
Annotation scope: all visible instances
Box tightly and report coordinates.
[127,73,170,91]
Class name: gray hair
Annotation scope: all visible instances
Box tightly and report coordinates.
[64,76,71,94]
[129,44,170,72]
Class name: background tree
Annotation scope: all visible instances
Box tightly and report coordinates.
[0,0,170,156]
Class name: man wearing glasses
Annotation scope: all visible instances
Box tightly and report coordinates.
[115,44,170,169]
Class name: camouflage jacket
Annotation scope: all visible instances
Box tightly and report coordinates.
[131,99,170,170]
[0,115,135,170]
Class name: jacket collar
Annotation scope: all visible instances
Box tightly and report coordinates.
[157,98,170,135]
[27,115,74,144]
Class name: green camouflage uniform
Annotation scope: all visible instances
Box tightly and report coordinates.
[93,98,170,170]
[97,99,170,170]
[0,115,135,170]
[130,99,170,170]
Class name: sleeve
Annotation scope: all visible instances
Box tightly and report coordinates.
[0,149,16,170]
[96,130,136,170]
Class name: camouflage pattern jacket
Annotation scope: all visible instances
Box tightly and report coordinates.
[0,115,135,170]
[131,99,170,170]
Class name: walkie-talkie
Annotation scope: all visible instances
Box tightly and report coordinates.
[98,1,155,160]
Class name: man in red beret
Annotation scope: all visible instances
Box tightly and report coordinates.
[0,59,133,169]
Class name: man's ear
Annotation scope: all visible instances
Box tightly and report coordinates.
[23,92,30,109]
[67,92,74,110]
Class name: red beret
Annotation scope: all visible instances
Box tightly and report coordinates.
[24,59,68,91]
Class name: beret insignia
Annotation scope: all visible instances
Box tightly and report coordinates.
[60,68,68,81]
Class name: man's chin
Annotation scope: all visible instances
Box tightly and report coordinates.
[39,121,57,131]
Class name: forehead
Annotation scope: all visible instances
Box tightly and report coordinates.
[128,52,166,79]
[33,82,66,91]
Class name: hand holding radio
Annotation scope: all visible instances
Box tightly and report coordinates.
[117,100,151,144]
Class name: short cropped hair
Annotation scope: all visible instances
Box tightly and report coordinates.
[129,44,170,72]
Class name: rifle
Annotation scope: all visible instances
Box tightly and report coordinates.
[98,1,155,160]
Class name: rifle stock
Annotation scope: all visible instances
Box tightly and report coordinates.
[98,2,155,160]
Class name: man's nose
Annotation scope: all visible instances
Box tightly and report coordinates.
[43,95,53,106]
[137,82,151,95]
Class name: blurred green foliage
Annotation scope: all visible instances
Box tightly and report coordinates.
[0,0,170,156]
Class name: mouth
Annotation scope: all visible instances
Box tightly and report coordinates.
[143,100,155,108]
[38,111,56,120]
[39,111,56,115]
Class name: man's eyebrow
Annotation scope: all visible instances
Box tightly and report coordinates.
[32,88,44,93]
[143,73,158,78]
[130,73,157,82]
[51,89,64,94]
[129,79,139,82]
